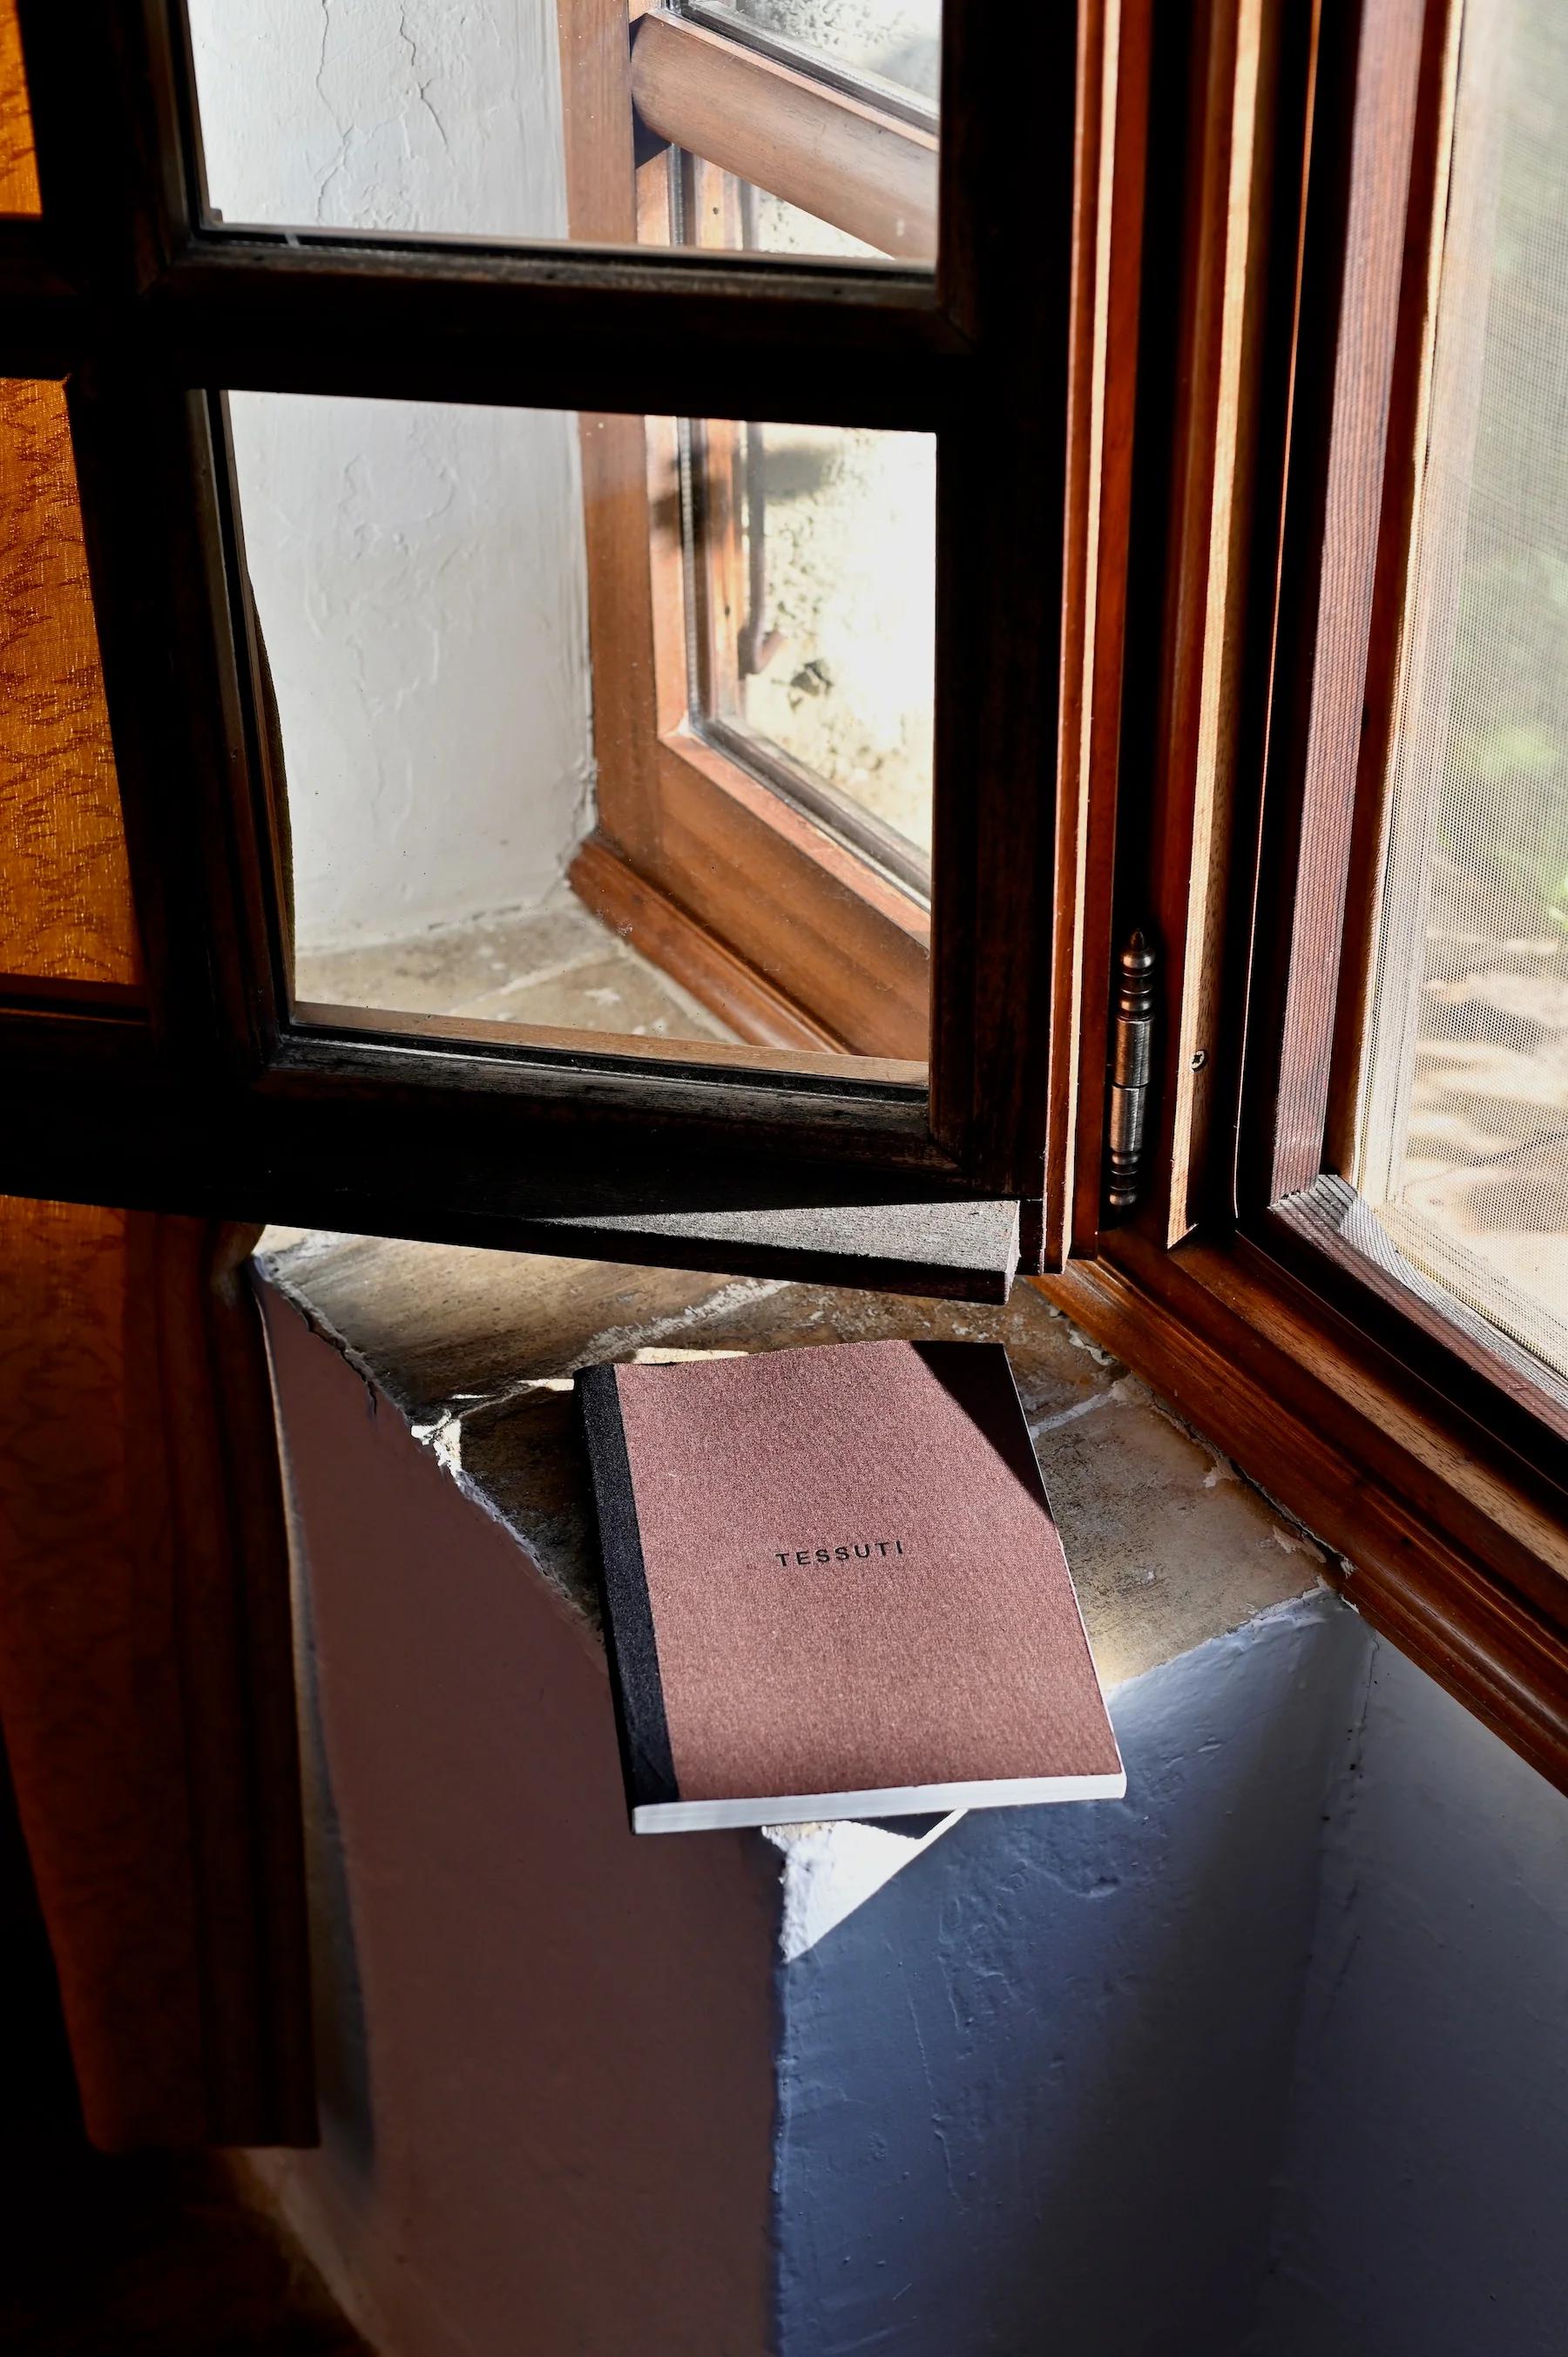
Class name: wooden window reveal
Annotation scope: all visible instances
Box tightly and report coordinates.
[561,5,936,1060]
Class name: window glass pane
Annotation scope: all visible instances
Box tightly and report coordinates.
[1359,0,1568,1388]
[693,420,934,871]
[227,391,930,1069]
[0,381,141,996]
[745,188,882,261]
[679,152,884,266]
[693,0,940,113]
[185,0,936,266]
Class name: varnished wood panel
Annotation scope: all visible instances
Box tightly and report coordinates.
[0,378,139,992]
[0,1197,312,2148]
[1048,0,1139,1270]
[0,1195,203,2146]
[1042,1233,1568,1800]
[648,732,929,1058]
[556,0,640,246]
[928,1,1080,1195]
[1067,0,1152,1259]
[630,10,938,262]
[1146,0,1281,1246]
[570,830,846,1053]
[0,0,39,215]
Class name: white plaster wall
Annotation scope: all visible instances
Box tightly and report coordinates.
[186,0,571,240]
[189,3,593,951]
[252,1283,779,2357]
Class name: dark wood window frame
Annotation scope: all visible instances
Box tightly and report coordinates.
[4,0,1563,1786]
[0,0,1098,1302]
[1044,0,1568,1796]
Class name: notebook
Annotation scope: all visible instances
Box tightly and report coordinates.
[577,1337,1125,1832]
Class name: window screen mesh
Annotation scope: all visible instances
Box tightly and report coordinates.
[1361,0,1568,1387]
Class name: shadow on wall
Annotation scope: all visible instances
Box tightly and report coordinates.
[1250,1639,1568,2357]
[775,1596,1371,2357]
[288,1538,375,2186]
[775,1595,1568,2357]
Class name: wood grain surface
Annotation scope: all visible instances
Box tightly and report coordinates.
[0,1196,313,2148]
[1042,1233,1568,1801]
[0,377,139,991]
[630,10,938,262]
[0,0,39,214]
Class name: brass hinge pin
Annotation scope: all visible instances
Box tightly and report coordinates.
[1105,929,1156,1215]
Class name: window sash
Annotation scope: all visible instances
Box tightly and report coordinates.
[0,0,1092,1258]
[1051,0,1568,1794]
[564,115,935,1062]
[1240,0,1568,1464]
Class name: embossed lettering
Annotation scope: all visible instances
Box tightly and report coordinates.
[773,1538,909,1567]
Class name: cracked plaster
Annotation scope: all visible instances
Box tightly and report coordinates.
[188,1,592,953]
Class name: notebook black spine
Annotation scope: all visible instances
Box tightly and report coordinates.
[575,1364,679,1818]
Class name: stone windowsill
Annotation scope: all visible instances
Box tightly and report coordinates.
[255,1229,1331,1947]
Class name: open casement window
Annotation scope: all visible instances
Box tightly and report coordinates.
[3,0,1566,2150]
[0,0,1109,1306]
[0,0,1098,2145]
[1043,0,1568,1797]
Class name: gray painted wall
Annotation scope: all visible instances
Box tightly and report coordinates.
[774,1595,1367,2357]
[1254,1639,1568,2356]
[775,1601,1568,2357]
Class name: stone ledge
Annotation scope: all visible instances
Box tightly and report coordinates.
[257,1228,1323,1690]
[256,1231,1326,1947]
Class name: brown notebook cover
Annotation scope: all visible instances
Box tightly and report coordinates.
[577,1338,1125,1832]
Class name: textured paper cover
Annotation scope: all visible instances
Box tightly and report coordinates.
[609,1339,1120,1803]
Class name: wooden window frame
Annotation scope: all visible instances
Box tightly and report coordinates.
[1044,0,1568,1794]
[558,3,936,1064]
[629,9,939,261]
[10,0,1555,1791]
[0,0,1104,1298]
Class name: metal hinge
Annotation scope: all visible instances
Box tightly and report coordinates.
[1105,928,1156,1217]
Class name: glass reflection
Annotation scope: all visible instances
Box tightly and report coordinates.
[226,392,932,1063]
[186,0,939,264]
